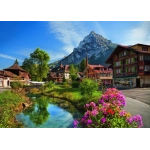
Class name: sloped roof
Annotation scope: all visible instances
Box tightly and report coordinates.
[3,71,17,77]
[4,63,26,72]
[88,64,104,69]
[130,43,150,47]
[106,44,150,64]
[19,72,29,78]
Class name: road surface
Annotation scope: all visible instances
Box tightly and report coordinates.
[120,88,150,128]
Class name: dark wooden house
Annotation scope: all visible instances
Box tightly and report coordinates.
[106,44,150,87]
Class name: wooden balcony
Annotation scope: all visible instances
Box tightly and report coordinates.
[114,72,138,78]
[99,77,112,79]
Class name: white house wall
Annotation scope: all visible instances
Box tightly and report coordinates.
[64,73,70,79]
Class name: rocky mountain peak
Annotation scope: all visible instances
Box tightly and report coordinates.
[51,31,117,67]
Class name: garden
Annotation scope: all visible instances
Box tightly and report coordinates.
[74,88,143,128]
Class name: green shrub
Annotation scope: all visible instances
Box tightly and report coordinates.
[71,81,80,88]
[10,82,22,89]
[62,82,71,88]
[79,78,99,96]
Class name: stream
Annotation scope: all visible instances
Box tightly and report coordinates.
[16,96,82,128]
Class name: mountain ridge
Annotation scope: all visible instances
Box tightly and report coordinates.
[50,31,117,68]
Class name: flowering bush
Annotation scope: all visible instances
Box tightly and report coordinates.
[74,88,143,128]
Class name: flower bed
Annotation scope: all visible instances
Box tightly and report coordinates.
[74,88,143,128]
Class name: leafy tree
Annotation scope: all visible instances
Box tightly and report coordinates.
[22,58,38,81]
[79,78,99,96]
[69,64,78,81]
[22,48,50,81]
[79,59,86,72]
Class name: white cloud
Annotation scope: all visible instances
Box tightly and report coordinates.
[121,21,150,45]
[48,51,66,62]
[14,48,34,58]
[0,53,23,62]
[49,21,89,53]
[48,21,107,62]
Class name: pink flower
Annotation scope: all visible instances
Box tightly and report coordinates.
[119,110,126,116]
[101,118,106,123]
[74,120,79,128]
[87,119,92,124]
[90,102,96,108]
[85,104,90,108]
[91,109,99,116]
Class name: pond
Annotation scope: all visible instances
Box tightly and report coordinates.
[16,96,82,128]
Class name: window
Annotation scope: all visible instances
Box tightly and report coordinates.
[115,61,122,66]
[131,66,136,72]
[119,53,121,58]
[119,51,126,57]
[128,58,130,64]
[139,66,143,70]
[145,65,150,71]
[115,69,122,74]
[144,55,150,60]
[125,58,130,64]
[124,51,126,56]
[142,46,148,51]
[139,55,143,61]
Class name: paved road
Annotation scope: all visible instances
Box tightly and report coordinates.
[119,88,150,128]
[120,88,150,105]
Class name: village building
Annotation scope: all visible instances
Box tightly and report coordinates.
[47,62,70,83]
[106,44,150,88]
[0,60,30,88]
[83,56,113,85]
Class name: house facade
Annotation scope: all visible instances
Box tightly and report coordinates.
[48,62,70,83]
[0,60,30,88]
[83,57,113,85]
[106,44,150,88]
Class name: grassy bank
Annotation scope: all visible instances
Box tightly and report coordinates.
[43,86,102,111]
[0,90,32,128]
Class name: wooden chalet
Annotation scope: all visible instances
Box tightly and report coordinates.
[106,44,150,88]
[0,60,30,88]
[83,56,113,85]
[48,62,70,83]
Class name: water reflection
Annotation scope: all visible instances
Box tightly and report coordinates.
[16,96,82,128]
[23,96,49,126]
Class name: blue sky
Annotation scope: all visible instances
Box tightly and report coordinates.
[0,21,150,69]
